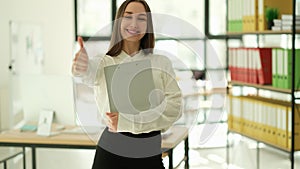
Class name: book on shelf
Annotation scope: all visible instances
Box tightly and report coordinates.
[272,19,282,31]
[281,14,300,20]
[281,25,300,30]
[273,19,282,26]
[272,26,281,31]
[281,20,300,25]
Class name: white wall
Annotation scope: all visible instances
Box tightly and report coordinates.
[0,1,97,169]
[0,0,75,129]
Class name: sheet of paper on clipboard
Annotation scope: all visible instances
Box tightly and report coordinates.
[104,59,157,115]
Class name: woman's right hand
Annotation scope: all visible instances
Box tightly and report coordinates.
[72,36,89,76]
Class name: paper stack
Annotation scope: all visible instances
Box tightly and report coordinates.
[281,14,300,30]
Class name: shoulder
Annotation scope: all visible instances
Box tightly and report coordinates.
[147,53,173,66]
[94,54,115,66]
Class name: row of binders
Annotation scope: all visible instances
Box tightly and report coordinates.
[229,47,272,85]
[227,95,300,150]
[228,47,300,89]
[228,0,293,32]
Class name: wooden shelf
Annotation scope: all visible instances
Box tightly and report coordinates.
[227,30,300,35]
[230,81,295,94]
[182,88,227,98]
[229,129,299,152]
[239,95,293,106]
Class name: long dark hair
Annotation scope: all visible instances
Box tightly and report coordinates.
[106,0,155,57]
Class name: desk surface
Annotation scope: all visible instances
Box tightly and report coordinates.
[0,125,188,149]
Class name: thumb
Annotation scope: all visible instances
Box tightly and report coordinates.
[77,36,84,49]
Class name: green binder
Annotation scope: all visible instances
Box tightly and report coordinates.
[272,48,278,87]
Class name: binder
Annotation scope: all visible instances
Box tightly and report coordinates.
[283,49,290,89]
[228,0,243,32]
[272,48,278,87]
[284,49,300,89]
[256,48,272,85]
[251,49,258,84]
[269,104,278,145]
[241,48,248,82]
[241,0,258,32]
[296,106,300,150]
[276,105,287,148]
[242,0,249,32]
[242,98,251,136]
[231,96,243,132]
[227,95,233,130]
[276,49,284,88]
[229,48,236,81]
[257,0,264,31]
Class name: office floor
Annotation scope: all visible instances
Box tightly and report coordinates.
[172,123,300,169]
[2,123,300,169]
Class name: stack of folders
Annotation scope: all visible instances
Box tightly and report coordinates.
[281,14,300,30]
[272,19,282,31]
[227,95,300,150]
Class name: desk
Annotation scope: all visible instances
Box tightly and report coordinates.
[0,125,188,169]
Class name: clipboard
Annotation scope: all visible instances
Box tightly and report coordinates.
[104,59,156,114]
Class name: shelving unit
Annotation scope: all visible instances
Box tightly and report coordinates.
[220,0,300,168]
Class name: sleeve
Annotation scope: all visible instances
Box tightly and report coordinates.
[117,57,183,134]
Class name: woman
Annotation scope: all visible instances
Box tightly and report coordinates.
[72,0,182,168]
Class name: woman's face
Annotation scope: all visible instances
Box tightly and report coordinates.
[120,2,147,43]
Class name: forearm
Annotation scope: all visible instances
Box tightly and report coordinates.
[117,91,182,134]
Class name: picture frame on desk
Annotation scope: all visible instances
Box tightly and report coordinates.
[37,110,54,136]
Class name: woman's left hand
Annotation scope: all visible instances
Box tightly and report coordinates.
[105,112,119,132]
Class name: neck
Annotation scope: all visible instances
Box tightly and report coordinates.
[123,40,141,56]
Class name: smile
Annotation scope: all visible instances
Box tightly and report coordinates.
[126,29,140,35]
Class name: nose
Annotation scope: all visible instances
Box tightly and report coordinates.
[129,17,138,28]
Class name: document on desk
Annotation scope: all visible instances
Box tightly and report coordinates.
[104,59,156,115]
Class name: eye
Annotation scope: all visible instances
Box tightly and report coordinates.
[138,17,147,21]
[124,15,132,19]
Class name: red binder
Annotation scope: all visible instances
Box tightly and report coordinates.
[256,48,272,85]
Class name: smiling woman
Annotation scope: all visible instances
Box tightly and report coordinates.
[72,0,182,169]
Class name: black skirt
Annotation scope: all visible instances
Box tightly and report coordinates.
[91,127,165,169]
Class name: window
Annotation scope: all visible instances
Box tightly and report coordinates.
[155,40,205,70]
[74,0,229,73]
[76,0,112,37]
[117,0,205,37]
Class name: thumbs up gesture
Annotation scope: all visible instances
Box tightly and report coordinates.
[72,37,89,76]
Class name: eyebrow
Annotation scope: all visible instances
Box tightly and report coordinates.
[124,11,147,17]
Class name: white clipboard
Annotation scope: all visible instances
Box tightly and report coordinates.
[104,59,156,114]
